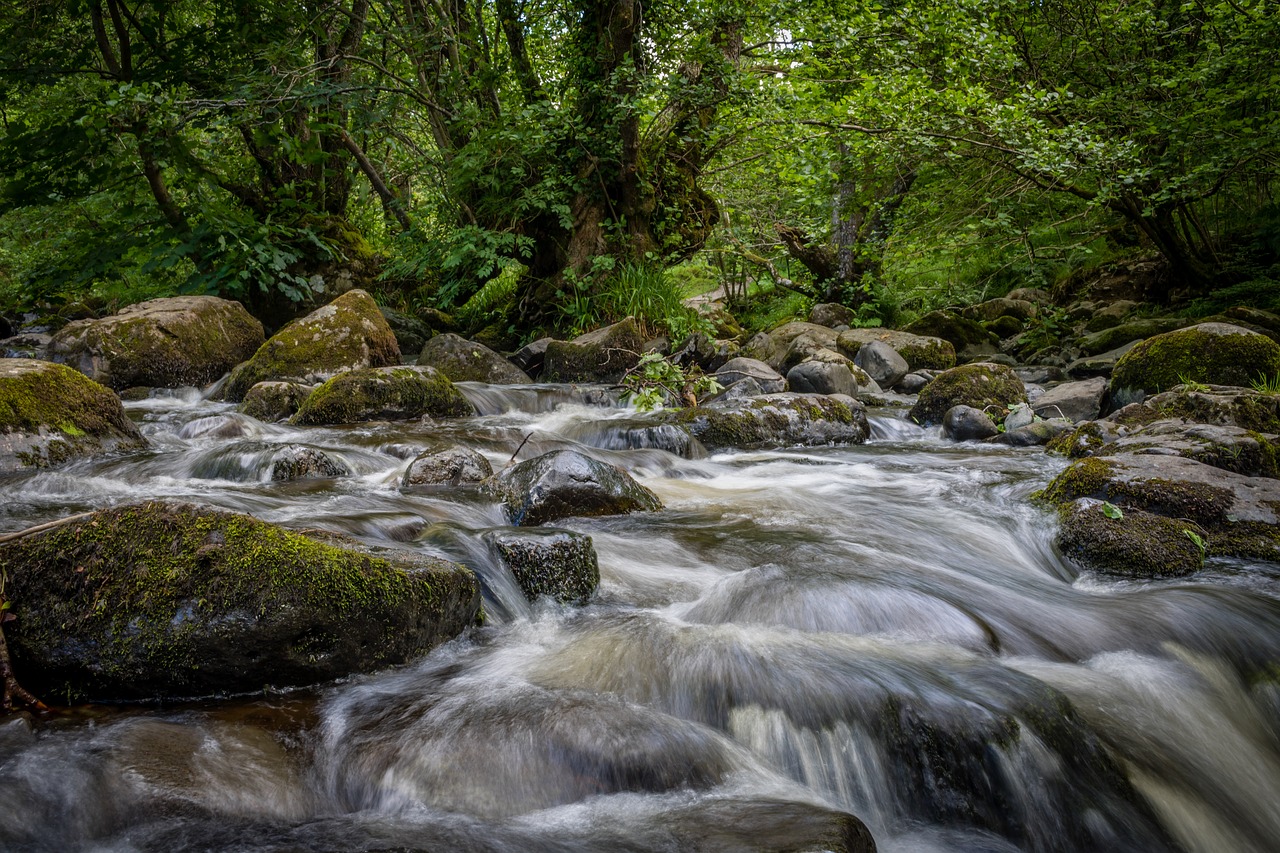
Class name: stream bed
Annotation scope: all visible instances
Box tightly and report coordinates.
[2,382,1279,852]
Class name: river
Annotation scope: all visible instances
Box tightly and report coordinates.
[1,383,1278,852]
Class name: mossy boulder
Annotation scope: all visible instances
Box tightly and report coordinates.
[1075,317,1190,357]
[669,392,869,450]
[416,332,532,384]
[238,381,313,423]
[0,501,481,701]
[808,303,856,328]
[1144,387,1280,433]
[488,449,662,526]
[962,297,1037,323]
[836,328,956,371]
[902,310,996,355]
[1039,454,1280,565]
[484,528,600,604]
[0,359,147,471]
[1056,499,1206,577]
[222,289,400,402]
[542,318,644,383]
[291,365,474,425]
[48,296,264,391]
[1111,323,1280,400]
[909,363,1028,426]
[402,445,493,486]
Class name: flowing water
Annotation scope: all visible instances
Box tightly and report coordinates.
[2,382,1279,852]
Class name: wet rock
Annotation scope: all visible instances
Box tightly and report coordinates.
[543,318,644,383]
[853,339,909,388]
[1033,377,1108,422]
[223,289,400,402]
[291,365,473,425]
[908,362,1028,426]
[485,528,599,603]
[1053,416,1280,479]
[237,381,312,423]
[176,414,254,440]
[402,446,493,486]
[988,418,1074,447]
[0,359,147,472]
[416,332,532,384]
[1003,402,1035,431]
[962,297,1037,323]
[1040,454,1280,565]
[1057,499,1206,577]
[808,302,857,328]
[786,359,868,396]
[49,296,264,391]
[894,372,931,394]
[1144,386,1280,433]
[670,392,870,449]
[0,500,481,701]
[510,336,553,377]
[1076,317,1189,356]
[836,328,956,372]
[713,357,786,394]
[1111,322,1280,398]
[942,405,999,441]
[489,449,662,526]
[270,446,351,481]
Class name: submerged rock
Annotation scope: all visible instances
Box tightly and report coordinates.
[270,446,351,481]
[485,528,600,603]
[489,449,662,526]
[49,296,264,390]
[0,501,480,701]
[223,289,400,401]
[416,332,532,384]
[0,359,147,471]
[291,365,474,425]
[670,393,869,449]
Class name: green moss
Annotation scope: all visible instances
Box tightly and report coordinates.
[908,363,1027,425]
[1152,390,1280,434]
[1046,422,1107,457]
[291,366,473,425]
[0,501,479,701]
[1112,324,1280,395]
[1056,502,1205,577]
[1039,457,1116,505]
[223,289,400,401]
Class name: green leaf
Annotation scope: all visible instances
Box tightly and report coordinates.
[1101,501,1124,519]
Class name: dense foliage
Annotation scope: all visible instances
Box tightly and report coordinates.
[0,0,1276,335]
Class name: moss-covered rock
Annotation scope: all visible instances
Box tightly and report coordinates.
[984,315,1024,339]
[1085,419,1280,479]
[1056,499,1206,577]
[1110,323,1280,397]
[0,359,147,471]
[489,449,662,526]
[484,528,599,604]
[222,289,400,402]
[270,446,351,481]
[1145,387,1280,434]
[908,362,1028,426]
[238,381,313,423]
[1075,317,1188,356]
[402,445,493,486]
[836,328,956,371]
[669,392,869,449]
[542,318,644,383]
[416,332,532,384]
[0,501,480,701]
[49,296,264,390]
[291,365,474,425]
[902,310,997,355]
[962,297,1037,323]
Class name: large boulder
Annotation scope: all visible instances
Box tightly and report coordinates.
[902,310,997,359]
[669,393,869,450]
[713,357,786,394]
[1055,499,1208,578]
[808,303,856,328]
[222,289,400,402]
[1040,454,1280,570]
[836,328,956,371]
[1111,322,1280,400]
[48,296,264,390]
[542,318,644,383]
[908,363,1028,426]
[0,501,480,701]
[786,359,875,397]
[416,332,533,384]
[1075,317,1189,357]
[484,528,600,603]
[291,365,474,425]
[489,449,662,526]
[942,405,999,441]
[853,339,910,388]
[0,359,147,472]
[1144,386,1280,433]
[402,446,494,486]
